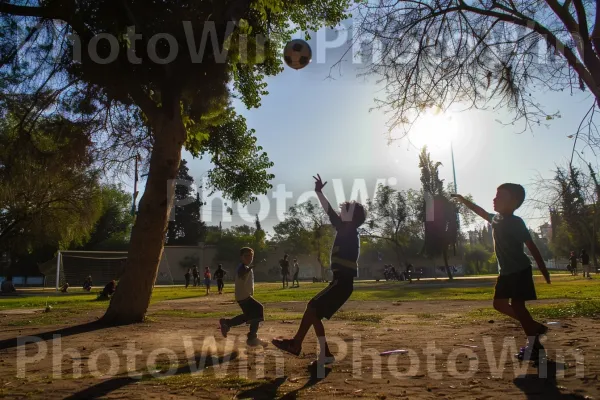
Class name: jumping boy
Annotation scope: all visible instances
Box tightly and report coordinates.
[219,248,268,347]
[272,174,366,366]
[452,184,551,361]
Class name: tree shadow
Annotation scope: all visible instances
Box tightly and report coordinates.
[513,360,588,399]
[63,352,239,400]
[0,321,107,351]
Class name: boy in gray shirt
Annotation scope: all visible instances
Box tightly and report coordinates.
[453,183,550,362]
[219,247,267,347]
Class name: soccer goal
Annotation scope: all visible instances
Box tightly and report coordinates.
[52,250,176,290]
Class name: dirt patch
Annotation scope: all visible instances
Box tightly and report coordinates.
[0,298,598,399]
[0,308,45,315]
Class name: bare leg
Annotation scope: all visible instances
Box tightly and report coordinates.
[493,299,540,337]
[313,319,334,357]
[510,300,539,337]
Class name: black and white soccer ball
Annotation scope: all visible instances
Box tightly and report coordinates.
[283,39,312,70]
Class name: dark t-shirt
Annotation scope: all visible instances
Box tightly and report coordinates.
[280,259,289,274]
[489,213,532,276]
[214,269,225,280]
[581,253,590,265]
[328,206,360,277]
[570,255,578,267]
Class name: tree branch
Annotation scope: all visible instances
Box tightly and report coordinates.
[0,3,55,19]
[592,3,600,58]
[459,1,600,101]
[0,1,92,42]
[572,0,589,43]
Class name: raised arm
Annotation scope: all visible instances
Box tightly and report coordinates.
[451,194,491,222]
[314,174,341,226]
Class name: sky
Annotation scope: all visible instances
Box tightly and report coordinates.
[129,21,598,236]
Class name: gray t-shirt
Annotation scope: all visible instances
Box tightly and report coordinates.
[235,263,254,301]
[489,213,532,276]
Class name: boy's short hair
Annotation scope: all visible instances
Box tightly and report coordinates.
[340,201,367,227]
[497,183,526,210]
[240,247,254,256]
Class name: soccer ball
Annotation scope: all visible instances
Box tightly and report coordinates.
[283,39,312,70]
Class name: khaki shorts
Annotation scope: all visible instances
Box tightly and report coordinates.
[583,264,593,274]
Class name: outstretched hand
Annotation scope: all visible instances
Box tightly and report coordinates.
[313,174,327,192]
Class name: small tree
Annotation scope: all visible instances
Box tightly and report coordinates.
[273,201,335,280]
[364,185,421,269]
[418,147,458,279]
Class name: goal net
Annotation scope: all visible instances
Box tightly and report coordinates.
[43,251,175,290]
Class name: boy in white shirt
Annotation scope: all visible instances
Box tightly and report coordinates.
[219,247,268,347]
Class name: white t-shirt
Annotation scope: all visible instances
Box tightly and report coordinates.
[235,263,254,301]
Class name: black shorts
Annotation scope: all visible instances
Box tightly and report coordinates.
[308,273,354,320]
[238,296,264,324]
[494,267,537,301]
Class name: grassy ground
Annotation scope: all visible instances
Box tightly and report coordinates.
[2,275,599,311]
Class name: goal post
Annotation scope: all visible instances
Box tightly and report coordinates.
[51,250,175,290]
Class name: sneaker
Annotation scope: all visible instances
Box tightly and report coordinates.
[516,344,544,362]
[247,337,269,347]
[219,319,230,338]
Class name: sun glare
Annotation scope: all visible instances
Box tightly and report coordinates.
[406,109,458,151]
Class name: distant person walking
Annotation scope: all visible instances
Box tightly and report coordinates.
[292,259,300,287]
[184,269,191,288]
[580,249,592,279]
[214,264,227,294]
[192,265,199,286]
[279,254,290,288]
[569,251,578,276]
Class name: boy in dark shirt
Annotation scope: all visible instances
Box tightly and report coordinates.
[272,174,366,366]
[569,251,578,276]
[184,269,191,288]
[279,255,290,288]
[214,264,227,294]
[580,249,592,279]
[452,183,551,362]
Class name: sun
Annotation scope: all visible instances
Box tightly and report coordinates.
[405,109,458,150]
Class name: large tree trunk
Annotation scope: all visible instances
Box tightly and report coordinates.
[102,112,186,324]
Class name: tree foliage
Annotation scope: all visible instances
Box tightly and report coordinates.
[364,185,422,267]
[545,164,600,263]
[273,201,335,278]
[0,96,102,254]
[166,159,206,245]
[80,184,134,251]
[206,222,269,277]
[418,148,458,260]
